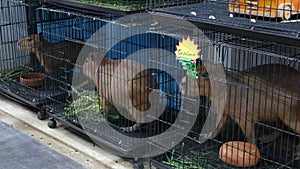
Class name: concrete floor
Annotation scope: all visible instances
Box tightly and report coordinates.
[0,95,143,169]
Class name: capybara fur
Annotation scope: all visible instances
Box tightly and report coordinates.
[18,34,83,79]
[83,52,158,131]
[181,62,300,144]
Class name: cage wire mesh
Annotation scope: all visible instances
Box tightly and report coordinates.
[45,0,300,47]
[150,26,300,168]
[0,0,50,109]
[38,6,194,157]
[152,0,300,45]
[36,7,118,127]
[68,12,211,157]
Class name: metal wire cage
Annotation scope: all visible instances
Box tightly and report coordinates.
[25,2,300,168]
[37,7,188,160]
[45,0,300,48]
[36,7,116,128]
[0,0,50,118]
[153,0,300,47]
[150,28,300,168]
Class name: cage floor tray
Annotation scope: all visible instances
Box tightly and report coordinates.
[0,79,67,108]
[151,137,300,169]
[45,103,179,157]
[150,118,300,169]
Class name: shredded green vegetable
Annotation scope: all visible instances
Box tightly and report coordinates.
[64,81,120,122]
[69,0,148,11]
[162,143,205,169]
[163,150,205,169]
[0,67,31,80]
[64,81,103,120]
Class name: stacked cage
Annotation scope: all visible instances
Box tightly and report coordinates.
[37,6,190,165]
[150,23,300,168]
[0,0,51,119]
[30,2,205,168]
[153,0,300,44]
[36,7,118,128]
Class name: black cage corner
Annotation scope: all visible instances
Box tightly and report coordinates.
[0,0,51,119]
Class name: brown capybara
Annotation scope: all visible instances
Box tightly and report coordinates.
[181,62,300,144]
[83,52,158,132]
[18,34,83,78]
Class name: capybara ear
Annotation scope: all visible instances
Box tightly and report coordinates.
[196,64,207,75]
[195,59,209,75]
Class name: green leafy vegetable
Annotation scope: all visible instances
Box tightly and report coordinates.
[64,81,120,122]
[69,0,148,11]
[0,66,31,80]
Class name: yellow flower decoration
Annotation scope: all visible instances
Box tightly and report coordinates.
[175,36,201,63]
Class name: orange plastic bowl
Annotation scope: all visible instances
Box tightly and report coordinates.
[20,72,45,87]
[219,141,260,167]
